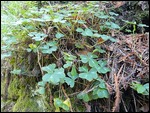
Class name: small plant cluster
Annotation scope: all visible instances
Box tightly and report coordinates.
[1,1,149,112]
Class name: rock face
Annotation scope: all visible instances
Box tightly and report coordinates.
[1,76,50,112]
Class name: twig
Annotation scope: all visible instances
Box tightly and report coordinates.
[132,90,137,112]
[121,96,128,112]
[112,65,123,112]
[37,49,44,76]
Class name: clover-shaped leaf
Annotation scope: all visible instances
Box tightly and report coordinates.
[55,32,64,39]
[71,65,78,76]
[93,88,109,98]
[42,68,65,85]
[84,28,93,37]
[41,63,56,73]
[80,55,88,63]
[54,98,69,111]
[40,41,58,54]
[97,66,110,74]
[28,32,48,41]
[89,59,99,68]
[77,20,86,24]
[93,46,106,53]
[38,81,46,87]
[65,77,75,88]
[10,69,21,75]
[76,28,84,32]
[77,92,91,102]
[63,61,73,68]
[79,66,88,73]
[37,87,45,95]
[79,68,98,81]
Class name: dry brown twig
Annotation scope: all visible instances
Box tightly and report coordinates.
[112,65,123,112]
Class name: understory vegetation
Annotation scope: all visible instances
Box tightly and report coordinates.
[1,1,149,112]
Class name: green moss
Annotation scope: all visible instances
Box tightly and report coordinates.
[7,77,21,99]
[13,95,42,112]
[1,77,6,96]
[7,76,37,99]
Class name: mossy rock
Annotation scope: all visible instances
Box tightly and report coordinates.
[1,77,6,96]
[7,77,21,99]
[7,76,37,99]
[12,95,42,112]
[1,99,15,112]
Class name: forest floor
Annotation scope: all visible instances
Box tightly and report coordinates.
[1,1,149,112]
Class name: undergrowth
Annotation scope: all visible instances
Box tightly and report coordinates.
[1,1,149,112]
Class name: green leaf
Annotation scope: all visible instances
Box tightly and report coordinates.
[65,77,75,88]
[47,41,57,46]
[96,89,109,98]
[63,52,77,61]
[76,28,84,32]
[29,43,37,49]
[42,69,65,84]
[138,24,149,27]
[79,66,88,73]
[97,66,110,74]
[89,59,99,68]
[109,12,119,16]
[144,83,149,92]
[6,36,17,45]
[80,55,89,63]
[75,43,84,48]
[93,33,101,38]
[53,16,63,22]
[109,37,117,42]
[28,32,48,41]
[37,87,45,94]
[54,98,63,107]
[55,32,64,39]
[38,81,46,87]
[60,20,66,23]
[110,22,120,29]
[63,61,73,68]
[61,103,69,111]
[67,72,78,80]
[93,46,106,53]
[40,41,58,54]
[137,85,146,94]
[84,28,93,37]
[98,60,107,67]
[99,82,106,88]
[99,34,111,41]
[122,19,136,25]
[77,20,86,24]
[99,15,109,19]
[42,73,51,82]
[54,98,69,111]
[49,68,66,85]
[77,92,91,102]
[10,69,21,75]
[87,52,98,59]
[79,68,98,81]
[41,64,56,73]
[71,65,78,76]
[42,14,51,21]
[1,52,12,59]
[63,98,71,108]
